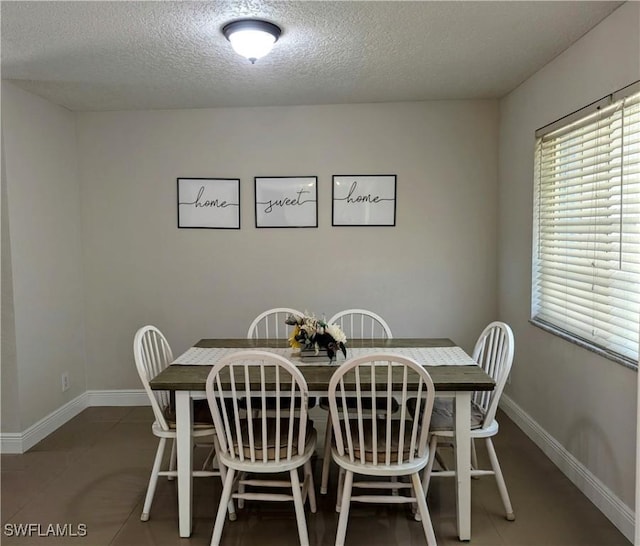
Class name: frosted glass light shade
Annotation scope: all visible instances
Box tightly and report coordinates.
[223,20,281,64]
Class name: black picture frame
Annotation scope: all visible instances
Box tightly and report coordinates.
[332,174,397,226]
[177,178,241,229]
[255,176,318,228]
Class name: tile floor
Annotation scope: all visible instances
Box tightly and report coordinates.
[1,406,631,546]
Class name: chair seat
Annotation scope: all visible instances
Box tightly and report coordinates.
[429,398,485,431]
[163,399,215,429]
[233,418,315,460]
[239,396,316,411]
[336,418,416,463]
[406,397,484,431]
[319,396,399,413]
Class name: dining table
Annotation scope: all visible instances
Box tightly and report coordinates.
[149,337,495,541]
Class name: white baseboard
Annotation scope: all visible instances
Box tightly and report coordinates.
[0,389,148,454]
[1,393,89,454]
[0,432,23,454]
[86,389,149,406]
[500,394,634,543]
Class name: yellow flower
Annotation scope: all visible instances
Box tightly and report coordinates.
[289,325,302,348]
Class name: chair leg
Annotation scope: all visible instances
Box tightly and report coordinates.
[304,460,317,513]
[290,468,310,546]
[411,472,437,546]
[336,468,345,512]
[421,434,439,495]
[435,450,448,470]
[141,437,167,521]
[471,438,478,470]
[202,445,215,471]
[217,460,237,522]
[210,467,236,546]
[485,438,515,521]
[167,438,177,480]
[321,412,333,494]
[471,438,480,480]
[238,471,246,509]
[335,470,353,546]
[412,476,422,522]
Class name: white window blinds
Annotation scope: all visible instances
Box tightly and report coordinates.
[532,86,640,364]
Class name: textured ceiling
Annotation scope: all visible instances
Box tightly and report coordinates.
[1,1,624,112]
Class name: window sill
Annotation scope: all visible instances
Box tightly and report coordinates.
[529,319,637,372]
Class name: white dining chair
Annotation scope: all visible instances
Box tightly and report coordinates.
[247,307,314,403]
[205,350,317,546]
[245,308,314,504]
[246,307,314,414]
[133,325,234,522]
[247,307,304,339]
[327,353,438,546]
[320,309,395,494]
[421,321,516,521]
[328,308,393,340]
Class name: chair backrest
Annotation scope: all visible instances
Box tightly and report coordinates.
[247,308,304,339]
[328,353,435,466]
[133,325,173,431]
[205,350,311,463]
[471,321,515,427]
[328,309,393,340]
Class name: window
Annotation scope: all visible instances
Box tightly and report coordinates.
[532,83,640,366]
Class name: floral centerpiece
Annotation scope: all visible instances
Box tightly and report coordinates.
[285,313,347,361]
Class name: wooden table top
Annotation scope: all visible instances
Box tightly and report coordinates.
[150,338,495,392]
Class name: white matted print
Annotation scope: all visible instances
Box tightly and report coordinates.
[177,178,240,229]
[332,175,397,226]
[255,176,318,228]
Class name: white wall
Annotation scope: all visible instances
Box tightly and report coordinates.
[1,82,87,431]
[76,100,499,390]
[499,0,639,514]
[1,120,20,433]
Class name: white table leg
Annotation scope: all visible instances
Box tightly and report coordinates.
[454,391,471,541]
[176,390,193,538]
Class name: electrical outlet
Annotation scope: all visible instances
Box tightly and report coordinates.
[61,372,70,392]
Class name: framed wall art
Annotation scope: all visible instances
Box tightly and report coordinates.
[177,178,240,229]
[332,174,397,226]
[255,176,318,228]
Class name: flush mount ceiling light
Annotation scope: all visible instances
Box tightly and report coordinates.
[222,19,282,64]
